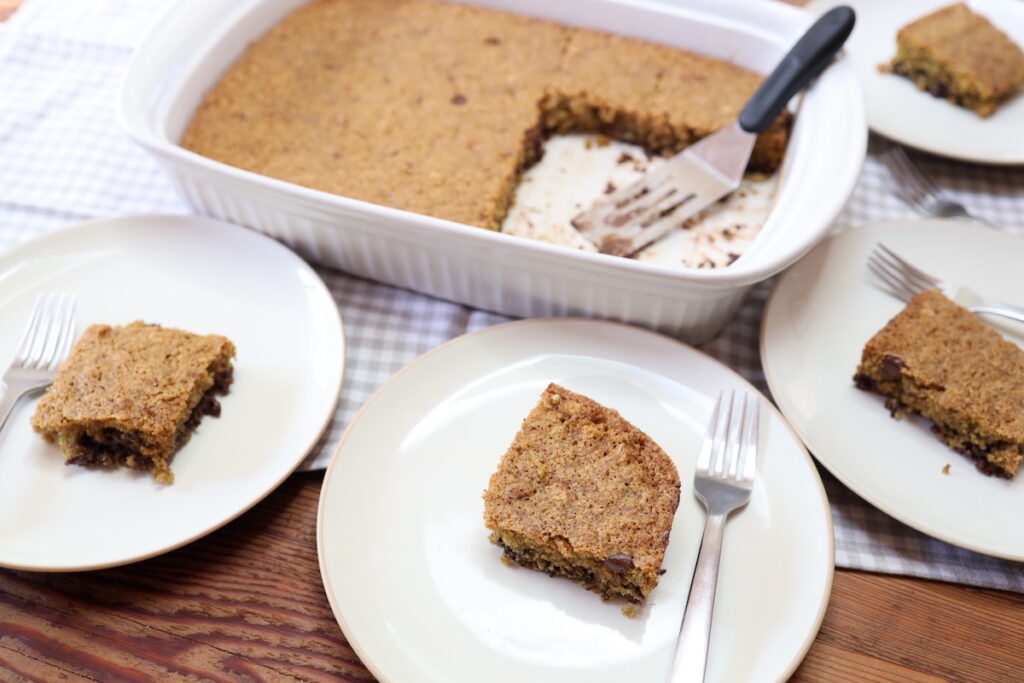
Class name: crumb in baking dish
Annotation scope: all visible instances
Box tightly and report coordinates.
[482,383,680,603]
[502,134,779,268]
[31,321,236,484]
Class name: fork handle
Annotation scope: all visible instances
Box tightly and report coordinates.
[739,5,856,133]
[973,304,1024,326]
[671,510,729,683]
[0,383,23,435]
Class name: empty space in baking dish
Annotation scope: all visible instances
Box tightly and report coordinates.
[502,134,783,269]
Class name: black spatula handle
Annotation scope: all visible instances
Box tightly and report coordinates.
[738,5,855,134]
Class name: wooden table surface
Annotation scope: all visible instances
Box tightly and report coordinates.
[3,471,1022,682]
[2,1,1023,681]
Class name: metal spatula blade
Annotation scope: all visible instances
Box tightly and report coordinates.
[571,5,856,258]
[572,123,755,257]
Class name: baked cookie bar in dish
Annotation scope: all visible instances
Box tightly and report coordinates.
[483,384,680,603]
[182,0,790,233]
[881,3,1024,117]
[31,322,236,484]
[854,290,1024,478]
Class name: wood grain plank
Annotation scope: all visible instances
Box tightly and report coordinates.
[792,641,946,683]
[0,474,373,682]
[0,646,94,683]
[2,470,1024,681]
[799,571,1024,683]
[0,0,20,22]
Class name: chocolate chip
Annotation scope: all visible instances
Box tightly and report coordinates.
[484,36,501,45]
[451,93,467,105]
[605,553,634,574]
[853,373,877,391]
[881,354,904,381]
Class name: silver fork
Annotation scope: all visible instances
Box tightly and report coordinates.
[0,293,77,433]
[868,243,1024,325]
[671,390,759,683]
[882,145,997,228]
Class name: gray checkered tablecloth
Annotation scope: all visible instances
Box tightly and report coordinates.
[2,0,1023,592]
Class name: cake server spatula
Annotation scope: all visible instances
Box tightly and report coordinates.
[571,6,856,258]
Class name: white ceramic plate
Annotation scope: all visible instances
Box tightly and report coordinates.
[762,219,1024,560]
[806,0,1024,164]
[0,215,344,571]
[318,319,832,683]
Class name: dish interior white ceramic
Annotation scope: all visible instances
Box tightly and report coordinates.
[318,319,832,683]
[762,219,1024,560]
[0,215,344,571]
[806,0,1024,164]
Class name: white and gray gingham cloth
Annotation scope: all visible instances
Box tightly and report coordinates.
[2,0,1023,592]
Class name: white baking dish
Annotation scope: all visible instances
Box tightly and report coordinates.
[118,0,865,343]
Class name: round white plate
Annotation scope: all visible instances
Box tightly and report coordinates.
[762,219,1024,560]
[318,319,832,683]
[0,215,344,571]
[806,0,1024,164]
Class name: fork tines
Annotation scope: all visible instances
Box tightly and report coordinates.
[15,292,77,371]
[882,145,942,210]
[697,391,758,483]
[867,243,942,304]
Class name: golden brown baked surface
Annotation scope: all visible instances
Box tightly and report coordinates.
[182,0,791,231]
[853,290,1024,477]
[31,322,236,484]
[882,3,1024,117]
[483,383,681,603]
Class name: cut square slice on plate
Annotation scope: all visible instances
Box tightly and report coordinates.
[483,383,681,603]
[854,289,1024,478]
[882,3,1024,117]
[31,321,235,484]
